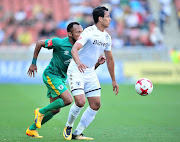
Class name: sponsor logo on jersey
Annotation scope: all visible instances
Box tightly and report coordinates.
[48,39,53,46]
[58,85,64,90]
[93,40,108,48]
[106,34,109,39]
[64,50,69,55]
[64,58,72,65]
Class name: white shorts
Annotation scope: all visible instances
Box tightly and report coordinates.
[67,62,101,97]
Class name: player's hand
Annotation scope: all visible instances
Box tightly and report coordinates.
[77,62,88,73]
[112,81,119,95]
[98,55,106,65]
[27,64,37,77]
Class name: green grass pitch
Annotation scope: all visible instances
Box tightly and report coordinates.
[0,84,180,142]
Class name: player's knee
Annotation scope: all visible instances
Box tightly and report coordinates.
[67,97,73,105]
[76,99,86,107]
[64,96,73,106]
[91,102,101,110]
[51,108,60,114]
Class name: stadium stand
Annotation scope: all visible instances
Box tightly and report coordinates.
[0,0,69,46]
[0,0,171,49]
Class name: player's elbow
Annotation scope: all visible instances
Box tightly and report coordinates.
[36,40,45,48]
[71,46,78,53]
[71,48,75,55]
[71,42,82,54]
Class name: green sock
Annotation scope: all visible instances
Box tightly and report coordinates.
[29,123,37,130]
[41,111,54,125]
[29,111,55,130]
[39,98,65,114]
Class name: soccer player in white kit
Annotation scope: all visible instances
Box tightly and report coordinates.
[63,6,119,140]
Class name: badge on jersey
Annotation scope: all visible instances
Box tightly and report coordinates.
[58,84,64,90]
[48,39,53,47]
[106,34,109,39]
[76,81,81,86]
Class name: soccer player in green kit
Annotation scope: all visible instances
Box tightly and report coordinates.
[26,22,105,138]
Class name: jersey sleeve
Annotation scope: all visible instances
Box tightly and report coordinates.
[76,29,89,46]
[45,38,62,50]
[104,34,112,51]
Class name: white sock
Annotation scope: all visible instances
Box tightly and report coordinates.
[73,106,98,135]
[66,103,83,127]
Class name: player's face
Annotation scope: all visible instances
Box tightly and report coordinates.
[101,11,111,28]
[71,25,83,41]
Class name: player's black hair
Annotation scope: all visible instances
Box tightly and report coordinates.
[92,6,108,23]
[67,22,80,32]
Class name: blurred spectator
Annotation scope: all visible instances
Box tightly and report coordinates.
[158,0,172,33]
[159,0,172,17]
[174,0,180,31]
[14,9,27,23]
[139,30,153,46]
[56,19,69,38]
[17,27,33,45]
[159,4,168,33]
[149,21,163,47]
[178,11,180,31]
[0,27,4,44]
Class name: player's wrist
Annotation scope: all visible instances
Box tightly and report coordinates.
[32,58,37,65]
[96,62,100,65]
[76,60,82,66]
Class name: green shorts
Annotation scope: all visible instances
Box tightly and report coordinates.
[43,73,68,98]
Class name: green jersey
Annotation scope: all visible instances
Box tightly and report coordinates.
[44,37,73,79]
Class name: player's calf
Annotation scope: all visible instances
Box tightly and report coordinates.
[51,108,60,114]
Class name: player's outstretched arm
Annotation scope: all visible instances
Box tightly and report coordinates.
[27,40,45,78]
[95,55,106,70]
[71,42,88,73]
[104,51,119,95]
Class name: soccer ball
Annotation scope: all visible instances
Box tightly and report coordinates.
[135,78,153,96]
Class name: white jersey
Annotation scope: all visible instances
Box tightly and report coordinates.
[72,25,112,69]
[67,25,111,97]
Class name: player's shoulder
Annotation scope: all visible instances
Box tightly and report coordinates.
[51,37,62,42]
[60,37,72,46]
[53,37,68,43]
[61,37,69,42]
[83,25,96,33]
[48,37,64,47]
